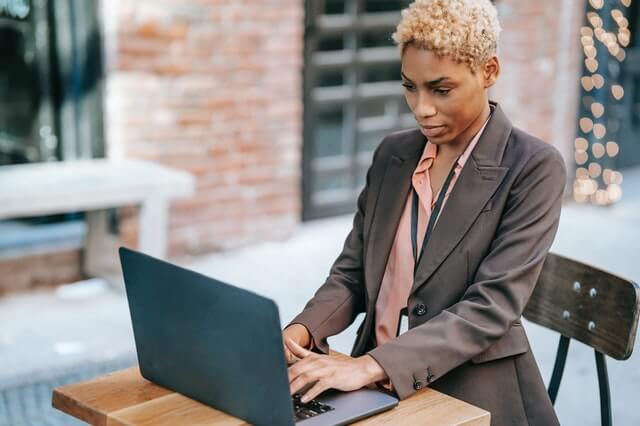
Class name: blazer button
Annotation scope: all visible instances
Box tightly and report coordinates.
[413,381,423,390]
[413,303,427,316]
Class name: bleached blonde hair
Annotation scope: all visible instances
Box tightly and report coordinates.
[392,0,502,72]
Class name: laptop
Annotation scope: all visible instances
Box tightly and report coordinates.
[119,247,399,425]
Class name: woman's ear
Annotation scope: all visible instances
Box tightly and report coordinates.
[483,55,500,88]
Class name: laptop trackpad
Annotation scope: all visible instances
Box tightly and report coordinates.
[297,388,398,425]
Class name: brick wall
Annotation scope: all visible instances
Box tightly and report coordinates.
[101,0,305,256]
[492,0,585,171]
[0,249,83,295]
[0,0,586,293]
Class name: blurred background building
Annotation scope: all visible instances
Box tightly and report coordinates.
[1,1,639,424]
[0,0,637,293]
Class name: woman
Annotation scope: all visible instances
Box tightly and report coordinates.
[284,1,565,424]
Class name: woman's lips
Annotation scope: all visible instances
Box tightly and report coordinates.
[420,125,445,137]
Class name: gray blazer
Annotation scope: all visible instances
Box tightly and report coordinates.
[288,100,566,425]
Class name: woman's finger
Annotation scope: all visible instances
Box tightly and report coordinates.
[285,337,313,359]
[288,355,324,383]
[283,345,297,364]
[301,379,330,403]
[283,344,297,360]
[290,366,330,395]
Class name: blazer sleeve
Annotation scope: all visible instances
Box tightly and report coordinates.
[367,144,567,400]
[285,142,385,354]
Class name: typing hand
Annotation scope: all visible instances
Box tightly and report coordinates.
[282,324,311,365]
[286,338,388,403]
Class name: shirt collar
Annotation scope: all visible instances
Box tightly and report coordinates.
[456,106,493,169]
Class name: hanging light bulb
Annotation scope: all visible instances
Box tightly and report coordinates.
[612,85,624,99]
[580,117,594,133]
[591,102,605,117]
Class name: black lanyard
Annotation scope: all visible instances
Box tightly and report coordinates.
[411,155,461,275]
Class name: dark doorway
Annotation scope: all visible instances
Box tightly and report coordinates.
[0,0,105,167]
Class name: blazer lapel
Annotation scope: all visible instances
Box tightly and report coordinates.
[411,100,513,295]
[365,139,424,307]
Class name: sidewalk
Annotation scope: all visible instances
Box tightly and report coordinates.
[2,168,639,425]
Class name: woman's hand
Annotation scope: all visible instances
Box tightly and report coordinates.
[282,324,311,364]
[285,337,388,402]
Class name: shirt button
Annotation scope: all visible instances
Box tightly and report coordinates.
[413,303,427,316]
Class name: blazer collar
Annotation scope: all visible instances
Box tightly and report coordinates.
[365,99,513,307]
[470,100,512,167]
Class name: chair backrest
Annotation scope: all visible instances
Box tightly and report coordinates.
[524,252,640,360]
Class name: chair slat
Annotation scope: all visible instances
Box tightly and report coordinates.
[523,253,640,360]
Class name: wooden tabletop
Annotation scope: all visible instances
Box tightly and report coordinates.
[52,352,490,426]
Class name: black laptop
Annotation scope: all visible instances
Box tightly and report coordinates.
[119,247,398,425]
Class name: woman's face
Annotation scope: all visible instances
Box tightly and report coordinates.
[400,44,499,148]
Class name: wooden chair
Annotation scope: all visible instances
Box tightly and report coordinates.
[523,252,640,426]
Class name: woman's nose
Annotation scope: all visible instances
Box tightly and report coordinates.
[414,95,437,118]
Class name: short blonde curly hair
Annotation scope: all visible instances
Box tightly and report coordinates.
[392,0,502,72]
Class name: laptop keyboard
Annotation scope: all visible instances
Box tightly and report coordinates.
[292,393,335,421]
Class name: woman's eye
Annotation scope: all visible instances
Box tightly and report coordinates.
[401,83,415,91]
[435,89,450,95]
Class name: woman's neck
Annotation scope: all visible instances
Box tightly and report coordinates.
[439,103,491,160]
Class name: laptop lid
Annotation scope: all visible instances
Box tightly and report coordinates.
[119,247,296,426]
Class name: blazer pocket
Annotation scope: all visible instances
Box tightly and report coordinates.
[469,323,529,364]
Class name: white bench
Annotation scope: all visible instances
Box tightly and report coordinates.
[0,159,195,284]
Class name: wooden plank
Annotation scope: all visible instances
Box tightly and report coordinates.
[53,353,490,426]
[351,388,489,425]
[108,394,247,426]
[52,367,172,426]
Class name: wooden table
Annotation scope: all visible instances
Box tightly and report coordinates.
[52,352,490,425]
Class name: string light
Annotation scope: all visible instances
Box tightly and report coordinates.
[589,0,604,9]
[607,183,622,202]
[581,26,594,37]
[588,162,603,178]
[585,58,599,72]
[611,84,624,100]
[581,76,595,91]
[591,102,605,117]
[580,117,594,133]
[618,30,631,47]
[572,0,629,206]
[592,189,608,205]
[593,123,606,139]
[588,12,604,28]
[576,151,589,165]
[575,137,589,151]
[584,45,598,58]
[592,142,605,158]
[611,9,624,21]
[592,74,605,88]
[576,166,590,179]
